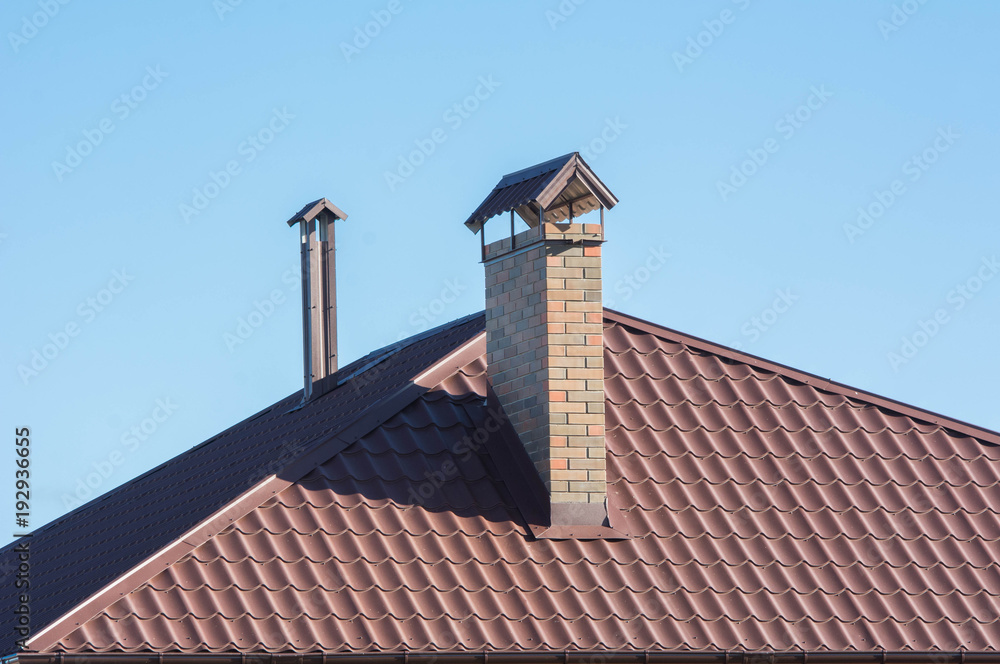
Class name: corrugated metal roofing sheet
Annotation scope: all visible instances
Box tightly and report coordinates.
[36,312,1000,654]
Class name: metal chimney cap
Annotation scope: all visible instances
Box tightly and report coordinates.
[462,152,618,234]
[286,198,349,227]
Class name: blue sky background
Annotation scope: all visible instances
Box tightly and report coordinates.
[3,1,999,543]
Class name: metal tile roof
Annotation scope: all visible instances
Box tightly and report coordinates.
[463,153,618,233]
[27,311,1000,654]
[0,313,484,656]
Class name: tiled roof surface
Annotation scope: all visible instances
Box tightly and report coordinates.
[0,313,485,656]
[48,314,1000,654]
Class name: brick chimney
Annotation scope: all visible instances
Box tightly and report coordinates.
[464,153,618,526]
[285,198,347,402]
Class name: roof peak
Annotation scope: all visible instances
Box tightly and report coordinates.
[496,152,578,186]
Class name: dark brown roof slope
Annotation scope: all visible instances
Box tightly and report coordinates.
[0,313,484,656]
[32,311,1000,654]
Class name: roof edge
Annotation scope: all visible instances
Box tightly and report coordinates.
[13,651,1000,664]
[285,198,348,227]
[0,391,298,559]
[536,153,618,211]
[604,307,1000,447]
[278,331,486,481]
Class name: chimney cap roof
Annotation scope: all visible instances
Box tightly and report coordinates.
[286,198,348,227]
[463,152,618,234]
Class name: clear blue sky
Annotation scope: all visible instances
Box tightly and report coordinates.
[3,1,999,542]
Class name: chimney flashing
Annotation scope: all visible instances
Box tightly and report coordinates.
[550,502,608,527]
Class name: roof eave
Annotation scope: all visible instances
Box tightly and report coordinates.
[536,153,618,211]
[463,152,618,234]
[14,652,1000,664]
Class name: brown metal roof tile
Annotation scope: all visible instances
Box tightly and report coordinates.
[13,310,1000,655]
